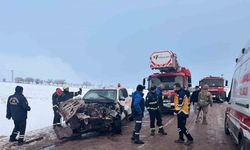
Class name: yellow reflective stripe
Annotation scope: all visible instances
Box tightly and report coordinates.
[159,126,163,129]
[149,101,157,105]
[136,121,142,124]
[53,105,58,108]
[135,133,140,135]
[147,107,159,110]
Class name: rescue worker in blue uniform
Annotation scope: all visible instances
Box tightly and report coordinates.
[173,83,194,146]
[146,86,167,136]
[6,86,31,145]
[59,85,82,102]
[131,85,145,144]
[52,88,63,128]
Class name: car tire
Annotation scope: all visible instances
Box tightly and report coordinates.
[224,115,230,135]
[112,116,122,134]
[238,136,246,150]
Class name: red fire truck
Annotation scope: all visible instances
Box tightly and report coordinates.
[143,51,192,114]
[199,76,228,103]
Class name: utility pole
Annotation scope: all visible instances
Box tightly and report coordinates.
[11,70,14,82]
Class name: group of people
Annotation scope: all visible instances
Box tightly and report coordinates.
[5,83,212,146]
[130,83,213,146]
[5,85,82,145]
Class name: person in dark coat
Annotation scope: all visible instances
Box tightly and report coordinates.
[131,85,145,144]
[156,83,165,112]
[6,86,31,145]
[52,88,63,128]
[59,85,82,102]
[190,86,200,114]
[146,86,167,136]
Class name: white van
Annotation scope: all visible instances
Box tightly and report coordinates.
[224,42,250,150]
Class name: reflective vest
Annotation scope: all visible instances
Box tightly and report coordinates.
[174,89,190,115]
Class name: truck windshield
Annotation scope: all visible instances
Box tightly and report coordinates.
[201,79,224,87]
[149,76,184,90]
[83,90,117,101]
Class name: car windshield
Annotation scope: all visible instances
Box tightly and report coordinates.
[83,90,117,101]
[149,76,184,90]
[201,79,224,87]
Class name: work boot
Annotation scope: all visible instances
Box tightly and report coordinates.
[134,136,144,145]
[184,140,193,146]
[9,138,18,142]
[150,129,155,136]
[175,139,185,143]
[202,118,208,125]
[158,128,167,135]
[131,131,136,141]
[18,139,25,146]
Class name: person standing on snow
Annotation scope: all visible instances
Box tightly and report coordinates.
[173,83,194,146]
[131,85,145,145]
[190,86,200,114]
[52,88,63,128]
[59,85,82,102]
[146,86,167,136]
[196,84,213,125]
[6,86,31,145]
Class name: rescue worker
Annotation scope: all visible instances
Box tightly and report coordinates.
[60,85,82,102]
[6,86,31,145]
[156,83,165,112]
[52,88,63,128]
[131,85,145,144]
[197,84,213,125]
[190,86,200,114]
[173,83,194,146]
[146,86,167,136]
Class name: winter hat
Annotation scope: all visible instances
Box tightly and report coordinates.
[15,86,23,94]
[203,84,209,90]
[136,85,144,92]
[150,86,157,91]
[56,88,63,95]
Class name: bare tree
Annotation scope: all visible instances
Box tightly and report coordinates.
[15,77,24,83]
[82,81,92,88]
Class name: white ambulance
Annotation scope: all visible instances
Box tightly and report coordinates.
[224,41,250,150]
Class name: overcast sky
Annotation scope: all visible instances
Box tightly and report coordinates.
[0,0,250,87]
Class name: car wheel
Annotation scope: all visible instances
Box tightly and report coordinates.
[112,116,122,134]
[238,136,246,150]
[224,115,230,135]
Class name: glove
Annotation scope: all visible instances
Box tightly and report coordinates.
[6,115,11,120]
[27,106,31,111]
[78,88,82,95]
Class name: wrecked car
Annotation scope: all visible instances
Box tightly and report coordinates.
[55,88,132,139]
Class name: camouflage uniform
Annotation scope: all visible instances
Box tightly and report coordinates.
[197,87,213,125]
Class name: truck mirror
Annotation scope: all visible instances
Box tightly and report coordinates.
[143,78,146,86]
[225,80,228,86]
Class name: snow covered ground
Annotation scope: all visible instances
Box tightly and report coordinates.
[0,82,89,136]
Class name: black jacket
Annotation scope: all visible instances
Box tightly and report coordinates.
[190,90,200,105]
[6,93,31,121]
[52,92,61,110]
[145,91,159,111]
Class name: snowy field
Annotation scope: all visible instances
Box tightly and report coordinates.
[0,82,89,136]
[0,82,135,137]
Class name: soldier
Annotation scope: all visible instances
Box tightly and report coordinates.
[173,83,194,146]
[60,85,82,102]
[197,84,213,125]
[52,88,63,128]
[131,85,145,144]
[6,86,31,145]
[146,86,167,136]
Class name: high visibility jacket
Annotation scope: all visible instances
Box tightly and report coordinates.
[174,89,190,115]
